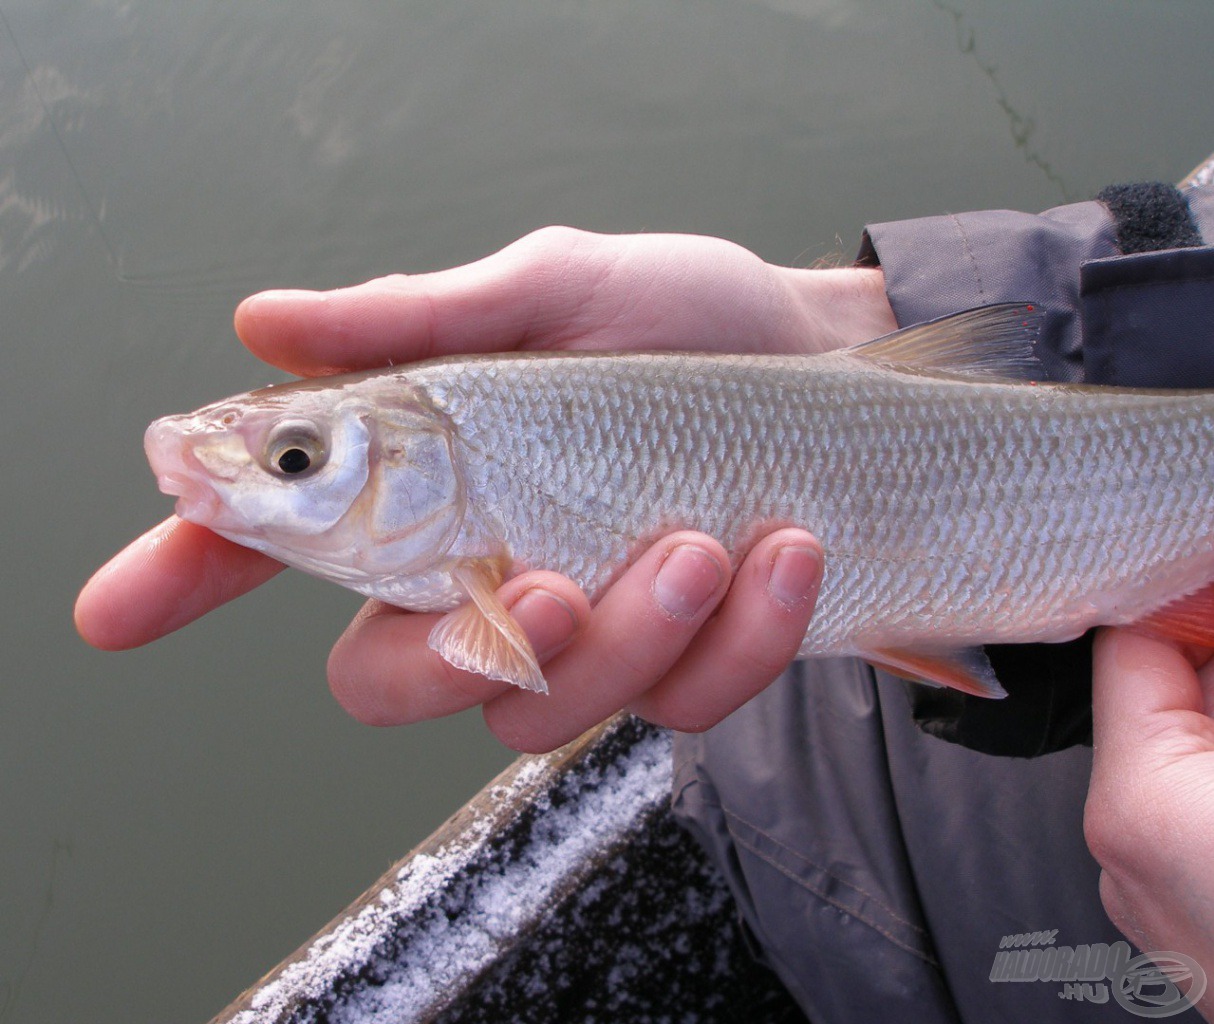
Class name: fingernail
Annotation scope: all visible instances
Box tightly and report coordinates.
[654,544,725,619]
[509,588,579,660]
[767,545,822,608]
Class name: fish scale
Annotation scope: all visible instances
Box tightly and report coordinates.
[414,351,1214,657]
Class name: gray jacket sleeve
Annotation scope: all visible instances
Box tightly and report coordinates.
[855,183,1214,755]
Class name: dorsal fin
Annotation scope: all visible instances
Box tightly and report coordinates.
[850,303,1045,381]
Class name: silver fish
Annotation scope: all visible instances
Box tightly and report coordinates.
[144,304,1214,698]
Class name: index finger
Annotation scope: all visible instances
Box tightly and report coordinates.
[234,271,529,378]
[233,233,584,377]
[74,516,283,650]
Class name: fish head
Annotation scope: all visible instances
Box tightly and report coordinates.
[145,375,466,583]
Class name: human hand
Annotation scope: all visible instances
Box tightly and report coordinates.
[76,228,891,750]
[1085,627,1214,1017]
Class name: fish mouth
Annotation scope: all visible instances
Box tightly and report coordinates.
[144,417,222,523]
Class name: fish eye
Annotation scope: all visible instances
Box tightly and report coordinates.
[277,447,312,474]
[264,420,327,479]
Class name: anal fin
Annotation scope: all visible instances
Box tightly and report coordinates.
[864,645,1007,699]
[1133,579,1214,647]
[427,561,548,694]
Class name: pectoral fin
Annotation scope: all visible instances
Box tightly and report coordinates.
[427,561,548,694]
[863,645,1007,699]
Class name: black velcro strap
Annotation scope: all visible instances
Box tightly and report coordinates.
[1096,181,1203,254]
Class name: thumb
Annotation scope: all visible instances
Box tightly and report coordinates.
[1094,627,1205,715]
[1091,628,1211,777]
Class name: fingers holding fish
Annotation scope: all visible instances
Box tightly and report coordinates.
[234,268,528,378]
[231,228,849,379]
[1085,629,1211,878]
[74,516,284,650]
[326,601,504,726]
[481,532,735,753]
[627,529,823,732]
[1084,628,1214,989]
[325,529,818,748]
[233,228,618,376]
[326,573,590,727]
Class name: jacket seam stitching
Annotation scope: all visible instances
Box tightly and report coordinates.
[721,805,934,945]
[727,824,941,968]
[948,212,985,300]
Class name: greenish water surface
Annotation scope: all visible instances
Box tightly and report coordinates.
[3,1,1213,1021]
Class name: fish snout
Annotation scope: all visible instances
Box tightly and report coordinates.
[144,417,222,523]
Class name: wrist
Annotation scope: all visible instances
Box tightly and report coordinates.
[776,265,899,353]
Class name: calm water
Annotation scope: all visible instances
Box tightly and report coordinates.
[4,1,1213,1020]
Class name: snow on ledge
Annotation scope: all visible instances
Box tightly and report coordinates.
[220,722,673,1024]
